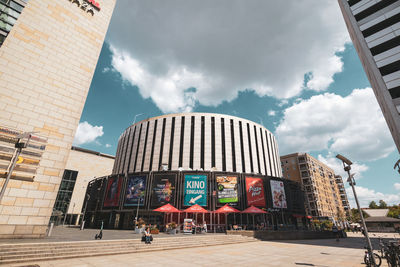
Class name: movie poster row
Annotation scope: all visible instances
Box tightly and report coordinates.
[102,174,287,209]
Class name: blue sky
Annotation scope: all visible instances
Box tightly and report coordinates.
[75,1,400,207]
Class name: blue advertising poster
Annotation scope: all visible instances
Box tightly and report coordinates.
[184,174,207,206]
[124,175,146,206]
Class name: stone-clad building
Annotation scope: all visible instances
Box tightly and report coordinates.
[0,0,116,238]
[51,146,114,226]
[281,153,348,223]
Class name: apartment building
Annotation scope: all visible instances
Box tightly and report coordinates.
[281,153,348,222]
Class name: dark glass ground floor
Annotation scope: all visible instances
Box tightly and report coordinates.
[84,210,312,232]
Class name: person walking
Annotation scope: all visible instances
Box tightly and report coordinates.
[203,222,207,233]
[332,225,339,242]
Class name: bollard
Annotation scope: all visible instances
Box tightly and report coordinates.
[47,222,54,237]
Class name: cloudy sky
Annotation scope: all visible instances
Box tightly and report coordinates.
[75,0,400,207]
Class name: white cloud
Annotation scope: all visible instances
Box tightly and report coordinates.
[346,186,400,208]
[73,121,104,145]
[105,144,112,148]
[107,0,349,112]
[276,88,395,161]
[268,110,276,116]
[110,46,209,112]
[317,154,368,179]
[394,183,400,191]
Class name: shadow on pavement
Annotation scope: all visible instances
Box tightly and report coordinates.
[271,233,399,250]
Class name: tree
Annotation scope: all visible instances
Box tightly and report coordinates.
[388,204,400,219]
[369,201,378,209]
[378,200,388,209]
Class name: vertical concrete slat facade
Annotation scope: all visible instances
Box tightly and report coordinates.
[339,0,400,152]
[112,113,281,177]
[0,0,116,238]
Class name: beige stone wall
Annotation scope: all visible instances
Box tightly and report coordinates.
[0,0,116,238]
[65,149,114,216]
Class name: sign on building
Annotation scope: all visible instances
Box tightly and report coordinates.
[216,175,238,205]
[124,175,146,207]
[103,176,123,207]
[0,126,46,182]
[245,177,266,207]
[151,173,176,207]
[270,180,287,209]
[184,174,207,206]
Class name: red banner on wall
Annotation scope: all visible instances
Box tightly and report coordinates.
[245,177,266,207]
[104,176,122,207]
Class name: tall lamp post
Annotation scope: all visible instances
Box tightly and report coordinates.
[336,154,376,266]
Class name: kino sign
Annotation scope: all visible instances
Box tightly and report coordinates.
[184,174,207,206]
[68,0,101,15]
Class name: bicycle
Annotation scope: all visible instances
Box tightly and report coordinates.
[384,241,400,267]
[364,245,382,267]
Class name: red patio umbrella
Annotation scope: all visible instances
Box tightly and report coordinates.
[183,204,208,213]
[154,204,181,227]
[241,205,267,214]
[153,203,181,213]
[214,204,240,230]
[214,204,240,213]
[183,204,209,232]
[241,206,267,229]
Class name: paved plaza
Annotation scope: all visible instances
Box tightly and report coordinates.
[2,229,399,267]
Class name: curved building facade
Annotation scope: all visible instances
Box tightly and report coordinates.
[83,113,306,231]
[112,113,282,177]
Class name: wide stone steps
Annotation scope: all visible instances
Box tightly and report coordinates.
[0,234,257,265]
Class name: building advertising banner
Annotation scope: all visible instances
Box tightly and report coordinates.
[245,177,266,207]
[104,176,123,207]
[270,180,287,209]
[184,174,207,206]
[216,175,238,205]
[151,174,176,206]
[124,175,146,206]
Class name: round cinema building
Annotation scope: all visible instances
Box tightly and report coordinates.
[84,113,306,231]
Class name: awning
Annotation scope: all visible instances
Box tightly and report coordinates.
[241,205,267,214]
[183,204,209,213]
[213,204,240,214]
[153,203,181,213]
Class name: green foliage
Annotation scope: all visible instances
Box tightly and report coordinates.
[349,208,369,222]
[388,205,400,219]
[379,200,388,209]
[369,201,378,209]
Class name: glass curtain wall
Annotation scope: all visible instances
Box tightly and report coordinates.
[0,0,28,46]
[50,169,78,224]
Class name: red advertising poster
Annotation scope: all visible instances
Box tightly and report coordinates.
[104,176,122,207]
[245,177,266,207]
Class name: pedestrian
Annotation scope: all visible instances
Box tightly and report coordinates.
[144,227,152,244]
[203,222,207,233]
[332,225,339,241]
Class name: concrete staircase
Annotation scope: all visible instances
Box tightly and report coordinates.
[0,234,257,265]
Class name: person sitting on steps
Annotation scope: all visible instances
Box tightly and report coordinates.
[144,227,152,244]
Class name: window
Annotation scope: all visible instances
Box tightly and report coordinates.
[0,0,27,46]
[51,170,78,221]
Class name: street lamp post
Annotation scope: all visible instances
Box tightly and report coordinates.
[336,154,376,267]
[81,193,90,230]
